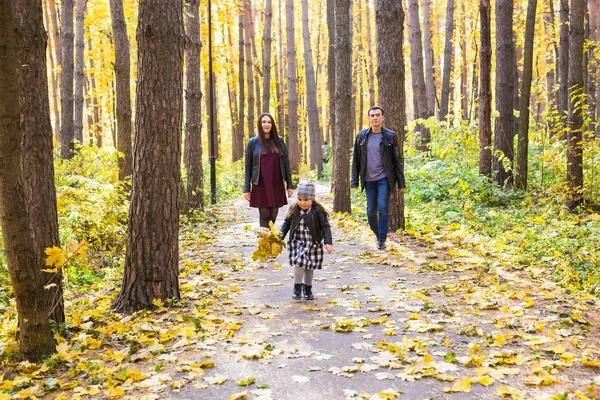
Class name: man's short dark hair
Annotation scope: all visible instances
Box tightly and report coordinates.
[368,106,384,116]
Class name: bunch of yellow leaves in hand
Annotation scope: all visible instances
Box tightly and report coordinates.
[252,221,285,261]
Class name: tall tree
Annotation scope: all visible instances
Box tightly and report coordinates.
[516,0,537,191]
[566,0,585,210]
[87,37,101,146]
[234,10,245,162]
[327,0,336,144]
[460,3,468,120]
[332,0,351,213]
[15,0,64,326]
[42,3,61,133]
[0,0,56,361]
[110,0,133,180]
[479,0,492,178]
[407,0,431,151]
[593,0,600,135]
[59,0,75,158]
[439,0,455,121]
[493,0,515,187]
[301,0,323,175]
[285,0,300,175]
[558,0,569,130]
[113,0,185,313]
[262,0,273,111]
[375,0,406,230]
[74,0,85,143]
[422,0,436,116]
[184,0,203,211]
[542,0,556,123]
[225,25,240,163]
[244,0,255,139]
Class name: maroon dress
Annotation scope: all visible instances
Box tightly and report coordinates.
[250,147,288,208]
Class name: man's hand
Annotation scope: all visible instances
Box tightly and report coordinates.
[287,189,294,198]
[325,244,334,254]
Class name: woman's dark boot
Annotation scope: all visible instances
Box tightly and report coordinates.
[292,284,302,300]
[303,284,314,300]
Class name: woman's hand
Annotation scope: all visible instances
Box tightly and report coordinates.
[287,189,293,198]
[243,192,250,201]
[325,244,334,254]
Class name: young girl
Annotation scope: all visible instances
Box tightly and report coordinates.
[280,182,334,300]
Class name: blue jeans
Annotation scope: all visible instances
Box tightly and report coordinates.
[365,178,390,242]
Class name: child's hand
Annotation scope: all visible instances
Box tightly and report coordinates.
[325,244,334,254]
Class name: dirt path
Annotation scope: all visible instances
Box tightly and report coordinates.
[165,183,600,400]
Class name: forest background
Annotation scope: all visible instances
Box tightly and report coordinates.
[0,0,600,394]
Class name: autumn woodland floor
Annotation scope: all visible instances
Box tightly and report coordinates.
[6,183,600,400]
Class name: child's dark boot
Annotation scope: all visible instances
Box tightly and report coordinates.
[292,284,303,300]
[303,284,314,300]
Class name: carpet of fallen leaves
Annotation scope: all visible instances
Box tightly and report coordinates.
[1,185,600,400]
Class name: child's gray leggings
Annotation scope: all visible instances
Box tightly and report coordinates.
[294,267,314,285]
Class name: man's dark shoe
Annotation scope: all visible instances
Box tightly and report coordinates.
[303,284,314,300]
[292,284,303,300]
[377,241,386,250]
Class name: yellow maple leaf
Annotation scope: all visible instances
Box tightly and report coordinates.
[478,375,495,386]
[108,386,125,398]
[45,246,66,268]
[442,376,471,392]
[495,385,527,399]
[581,356,599,367]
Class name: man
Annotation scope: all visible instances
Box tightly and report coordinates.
[321,141,332,164]
[351,106,405,250]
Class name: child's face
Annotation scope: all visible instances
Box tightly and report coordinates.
[297,197,313,210]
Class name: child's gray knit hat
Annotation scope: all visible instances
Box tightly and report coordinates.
[297,181,316,200]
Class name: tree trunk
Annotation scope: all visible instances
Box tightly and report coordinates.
[493,0,515,188]
[225,24,239,164]
[516,0,537,191]
[543,0,556,126]
[0,1,56,361]
[87,37,101,146]
[566,0,585,210]
[59,0,74,158]
[422,0,436,117]
[558,0,569,129]
[244,0,255,138]
[439,0,454,121]
[42,3,61,134]
[332,0,351,213]
[110,0,133,180]
[113,0,184,313]
[262,0,273,111]
[592,0,600,136]
[375,0,406,230]
[301,0,323,175]
[285,0,300,176]
[234,11,245,162]
[407,0,431,151]
[74,0,85,143]
[327,0,336,146]
[277,0,285,138]
[365,0,376,106]
[184,0,203,212]
[460,3,468,121]
[14,0,64,326]
[479,0,492,178]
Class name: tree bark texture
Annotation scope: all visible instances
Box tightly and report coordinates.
[113,0,184,313]
[479,0,492,178]
[87,37,102,146]
[558,0,569,126]
[225,24,240,164]
[262,0,273,112]
[244,0,255,139]
[567,0,585,210]
[59,0,75,158]
[439,0,454,121]
[375,0,406,230]
[42,3,61,134]
[460,3,468,120]
[0,1,56,360]
[182,0,204,209]
[277,0,285,138]
[14,0,64,326]
[516,0,537,191]
[365,0,376,106]
[407,0,431,150]
[543,0,556,124]
[422,0,436,117]
[493,0,515,187]
[327,0,336,145]
[234,11,245,162]
[74,0,85,143]
[302,0,323,175]
[110,0,133,180]
[593,0,600,135]
[184,0,204,212]
[285,0,300,176]
[332,0,351,213]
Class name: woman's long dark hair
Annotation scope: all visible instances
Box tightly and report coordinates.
[286,200,329,220]
[257,113,284,155]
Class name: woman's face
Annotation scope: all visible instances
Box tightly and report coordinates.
[261,116,273,135]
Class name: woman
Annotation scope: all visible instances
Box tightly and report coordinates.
[244,113,294,227]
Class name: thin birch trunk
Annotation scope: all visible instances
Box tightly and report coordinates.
[286,0,300,175]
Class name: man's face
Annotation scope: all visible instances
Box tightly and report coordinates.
[369,110,384,128]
